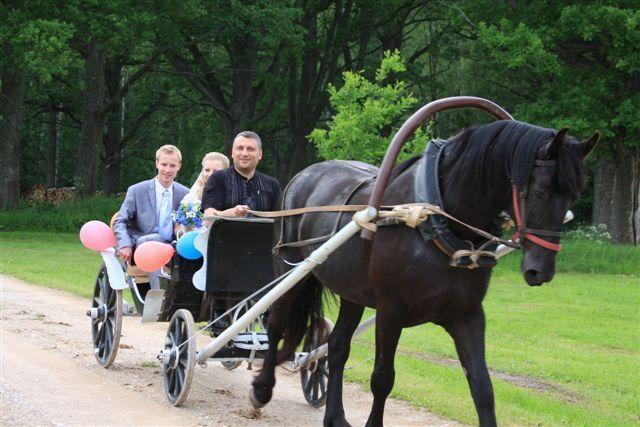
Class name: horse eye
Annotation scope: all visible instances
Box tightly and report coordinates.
[534,190,546,199]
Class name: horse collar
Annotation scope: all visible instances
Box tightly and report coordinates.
[414,140,500,269]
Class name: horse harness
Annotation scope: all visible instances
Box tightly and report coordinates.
[413,139,562,264]
[251,141,562,268]
[510,160,563,252]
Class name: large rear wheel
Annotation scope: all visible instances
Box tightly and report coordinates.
[88,264,123,368]
[300,317,333,407]
[162,309,196,406]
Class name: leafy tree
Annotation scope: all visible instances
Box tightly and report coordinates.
[461,1,639,244]
[60,0,163,197]
[0,1,77,208]
[310,51,430,164]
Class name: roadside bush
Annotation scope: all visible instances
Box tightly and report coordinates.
[564,223,612,243]
[0,196,123,232]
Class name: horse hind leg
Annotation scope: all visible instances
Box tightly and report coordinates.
[443,306,496,427]
[365,301,406,427]
[323,298,364,427]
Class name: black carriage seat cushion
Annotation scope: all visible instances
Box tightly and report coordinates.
[206,219,275,296]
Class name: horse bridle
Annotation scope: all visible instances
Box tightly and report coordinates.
[510,159,563,252]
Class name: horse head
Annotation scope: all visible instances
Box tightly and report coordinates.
[518,128,599,286]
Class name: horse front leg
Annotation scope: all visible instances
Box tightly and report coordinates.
[443,305,496,427]
[365,301,406,427]
[323,298,364,427]
[250,297,289,408]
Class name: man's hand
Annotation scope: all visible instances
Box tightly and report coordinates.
[118,246,133,263]
[226,205,249,217]
[204,205,249,221]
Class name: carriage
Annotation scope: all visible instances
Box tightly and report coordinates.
[87,216,332,407]
[87,96,592,425]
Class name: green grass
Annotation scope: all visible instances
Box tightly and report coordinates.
[1,231,639,425]
[0,232,101,298]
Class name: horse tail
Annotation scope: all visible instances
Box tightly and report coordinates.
[276,274,326,364]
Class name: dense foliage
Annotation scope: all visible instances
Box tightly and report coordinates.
[1,1,637,243]
[310,51,431,163]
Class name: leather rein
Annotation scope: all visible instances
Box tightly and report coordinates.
[247,160,564,257]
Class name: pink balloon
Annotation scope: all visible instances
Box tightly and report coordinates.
[134,241,175,272]
[79,220,116,251]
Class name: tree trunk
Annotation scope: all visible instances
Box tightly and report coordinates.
[0,68,25,209]
[74,39,106,197]
[103,61,123,195]
[103,109,121,195]
[47,110,59,189]
[592,145,639,245]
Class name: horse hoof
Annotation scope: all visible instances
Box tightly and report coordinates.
[249,389,267,409]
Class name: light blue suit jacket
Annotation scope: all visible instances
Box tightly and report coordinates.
[113,178,190,250]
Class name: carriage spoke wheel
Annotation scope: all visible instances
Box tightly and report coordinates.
[219,300,262,371]
[89,264,123,368]
[300,317,333,407]
[162,309,196,406]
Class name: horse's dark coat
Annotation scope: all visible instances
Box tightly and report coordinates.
[252,120,598,426]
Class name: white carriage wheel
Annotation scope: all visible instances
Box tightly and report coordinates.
[162,309,196,406]
[300,317,334,407]
[89,263,123,368]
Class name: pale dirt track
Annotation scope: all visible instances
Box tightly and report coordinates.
[0,275,458,426]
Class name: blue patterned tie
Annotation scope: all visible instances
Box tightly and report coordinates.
[159,189,173,241]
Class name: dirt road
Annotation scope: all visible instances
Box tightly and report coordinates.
[0,275,456,426]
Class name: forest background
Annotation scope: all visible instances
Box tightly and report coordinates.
[1,0,638,244]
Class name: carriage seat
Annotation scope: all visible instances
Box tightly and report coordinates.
[126,264,150,284]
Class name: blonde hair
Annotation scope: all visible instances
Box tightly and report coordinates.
[201,152,230,169]
[194,152,230,200]
[155,144,182,162]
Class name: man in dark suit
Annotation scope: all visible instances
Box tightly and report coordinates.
[113,144,190,289]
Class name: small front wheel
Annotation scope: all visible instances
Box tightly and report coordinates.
[89,264,123,368]
[300,317,333,407]
[162,309,196,406]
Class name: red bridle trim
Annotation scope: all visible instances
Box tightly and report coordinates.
[511,185,562,252]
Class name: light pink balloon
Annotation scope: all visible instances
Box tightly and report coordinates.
[134,241,175,272]
[79,220,116,251]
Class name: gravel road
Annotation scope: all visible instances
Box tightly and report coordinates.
[0,274,458,426]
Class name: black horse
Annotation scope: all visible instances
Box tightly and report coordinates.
[251,120,598,426]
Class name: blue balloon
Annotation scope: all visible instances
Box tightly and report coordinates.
[176,230,202,260]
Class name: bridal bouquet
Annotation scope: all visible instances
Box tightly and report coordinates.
[172,201,204,230]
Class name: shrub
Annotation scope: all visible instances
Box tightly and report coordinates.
[0,196,123,232]
[564,223,612,243]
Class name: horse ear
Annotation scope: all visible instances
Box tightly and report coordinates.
[541,127,569,159]
[578,131,600,159]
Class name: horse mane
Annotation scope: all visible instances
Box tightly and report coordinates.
[441,120,586,197]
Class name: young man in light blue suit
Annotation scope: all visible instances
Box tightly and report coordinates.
[113,144,190,289]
